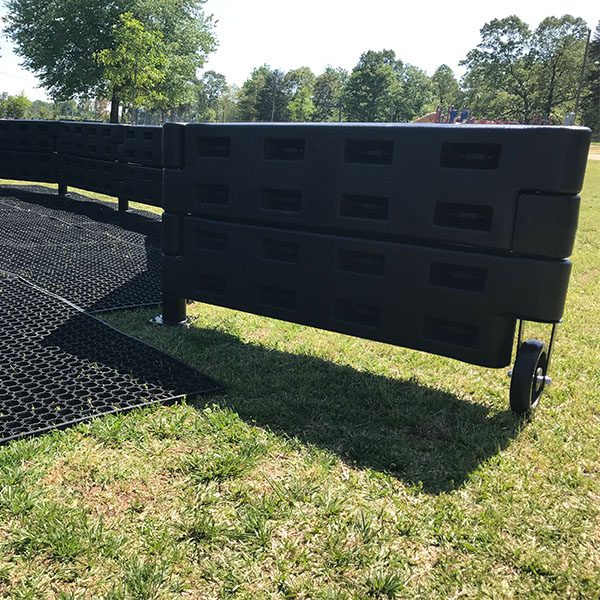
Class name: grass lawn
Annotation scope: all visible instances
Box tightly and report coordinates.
[1,163,599,598]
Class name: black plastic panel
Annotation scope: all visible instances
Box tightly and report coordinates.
[118,125,163,167]
[120,165,163,206]
[163,123,591,254]
[57,121,124,161]
[59,156,124,197]
[0,120,59,152]
[0,150,59,184]
[163,218,573,367]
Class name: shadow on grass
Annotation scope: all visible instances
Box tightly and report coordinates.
[0,185,161,247]
[0,184,519,494]
[142,322,520,495]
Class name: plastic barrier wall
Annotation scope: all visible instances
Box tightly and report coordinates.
[0,119,592,409]
[0,119,164,208]
[160,123,591,371]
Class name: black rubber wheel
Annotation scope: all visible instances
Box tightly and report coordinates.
[510,339,548,415]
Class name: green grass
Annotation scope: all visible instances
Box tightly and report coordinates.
[1,164,599,598]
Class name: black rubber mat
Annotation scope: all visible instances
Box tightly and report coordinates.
[0,186,161,311]
[0,185,162,246]
[0,271,221,444]
[0,186,222,444]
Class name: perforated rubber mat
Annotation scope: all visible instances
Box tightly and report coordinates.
[0,272,221,444]
[0,186,222,444]
[0,186,161,311]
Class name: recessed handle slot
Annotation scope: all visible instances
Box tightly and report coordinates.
[429,263,487,292]
[143,131,154,141]
[434,202,493,231]
[197,136,231,158]
[344,140,393,164]
[333,299,380,327]
[262,188,302,212]
[264,138,305,160]
[440,143,501,169]
[424,317,478,348]
[194,230,228,252]
[195,183,229,205]
[260,239,299,263]
[337,249,385,276]
[258,285,296,310]
[340,194,388,220]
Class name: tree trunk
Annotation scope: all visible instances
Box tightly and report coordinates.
[110,94,120,123]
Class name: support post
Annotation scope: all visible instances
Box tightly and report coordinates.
[161,294,187,325]
[118,196,129,212]
[58,183,68,197]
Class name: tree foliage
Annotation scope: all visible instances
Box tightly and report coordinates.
[286,67,316,122]
[4,8,595,128]
[582,21,600,131]
[0,93,32,118]
[343,50,403,122]
[312,67,347,122]
[395,64,434,121]
[5,0,216,120]
[237,65,271,121]
[97,12,167,120]
[237,66,317,122]
[461,14,589,122]
[195,70,228,121]
[431,64,460,108]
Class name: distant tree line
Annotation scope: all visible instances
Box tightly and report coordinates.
[3,7,599,131]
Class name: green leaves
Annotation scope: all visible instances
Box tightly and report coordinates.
[97,12,168,112]
[461,14,590,122]
[343,50,404,122]
[5,0,217,118]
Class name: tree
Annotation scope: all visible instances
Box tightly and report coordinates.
[196,70,228,121]
[461,14,590,122]
[312,67,347,121]
[532,16,588,120]
[0,93,32,118]
[219,84,240,122]
[581,21,600,131]
[97,13,168,123]
[461,16,535,121]
[395,64,434,121]
[257,69,291,121]
[431,64,460,109]
[237,65,271,121]
[5,0,216,122]
[343,50,403,122]
[286,67,316,122]
[134,0,217,116]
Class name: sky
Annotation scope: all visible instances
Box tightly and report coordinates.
[0,0,598,101]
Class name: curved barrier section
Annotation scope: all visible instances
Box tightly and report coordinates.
[0,119,166,208]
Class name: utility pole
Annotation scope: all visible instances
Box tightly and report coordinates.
[270,77,277,122]
[574,28,592,122]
